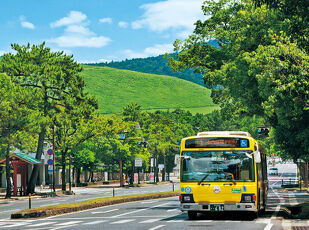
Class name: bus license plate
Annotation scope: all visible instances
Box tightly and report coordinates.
[210,204,224,211]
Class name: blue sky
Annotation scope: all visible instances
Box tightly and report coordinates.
[0,0,205,63]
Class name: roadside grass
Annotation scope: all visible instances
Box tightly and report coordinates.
[11,191,179,219]
[81,65,216,114]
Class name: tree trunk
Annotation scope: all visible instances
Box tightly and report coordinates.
[61,150,67,191]
[27,126,46,194]
[162,155,166,182]
[76,168,81,184]
[304,162,308,188]
[119,160,124,187]
[5,144,11,198]
[155,155,159,183]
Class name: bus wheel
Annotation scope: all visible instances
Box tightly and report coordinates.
[188,211,197,220]
[250,211,258,220]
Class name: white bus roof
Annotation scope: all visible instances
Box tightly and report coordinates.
[197,131,251,137]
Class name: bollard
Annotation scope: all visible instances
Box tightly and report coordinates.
[282,179,283,185]
[113,187,115,197]
[29,194,31,209]
[172,182,174,192]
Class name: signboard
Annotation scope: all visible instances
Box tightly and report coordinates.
[158,164,164,169]
[118,134,126,140]
[185,138,249,148]
[150,158,154,167]
[48,170,53,175]
[47,149,54,155]
[135,158,142,167]
[47,159,53,165]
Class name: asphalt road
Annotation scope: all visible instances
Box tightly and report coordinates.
[0,183,179,220]
[0,163,308,229]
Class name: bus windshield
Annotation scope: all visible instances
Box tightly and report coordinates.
[181,151,255,183]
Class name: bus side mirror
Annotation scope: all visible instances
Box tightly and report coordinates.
[254,151,261,163]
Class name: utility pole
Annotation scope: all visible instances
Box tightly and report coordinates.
[52,125,56,193]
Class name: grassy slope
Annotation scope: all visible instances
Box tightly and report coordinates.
[81,65,218,114]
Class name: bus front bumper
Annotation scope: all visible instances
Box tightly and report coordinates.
[180,203,256,212]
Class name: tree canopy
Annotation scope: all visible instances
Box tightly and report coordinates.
[167,0,309,160]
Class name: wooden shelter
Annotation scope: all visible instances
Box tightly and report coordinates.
[0,153,41,196]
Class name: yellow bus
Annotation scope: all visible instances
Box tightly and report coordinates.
[179,131,267,219]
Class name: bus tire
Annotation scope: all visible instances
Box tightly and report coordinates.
[250,211,258,220]
[188,211,197,220]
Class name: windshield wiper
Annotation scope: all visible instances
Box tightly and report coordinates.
[198,174,209,185]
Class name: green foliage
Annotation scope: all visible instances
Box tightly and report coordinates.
[80,65,216,114]
[0,42,98,193]
[0,73,39,197]
[167,0,309,160]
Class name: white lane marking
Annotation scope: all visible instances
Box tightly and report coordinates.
[197,220,213,223]
[40,203,60,207]
[29,222,56,227]
[167,208,179,212]
[92,208,119,214]
[2,223,28,228]
[139,219,161,223]
[167,220,184,223]
[83,220,107,225]
[110,219,135,224]
[110,202,172,218]
[255,219,270,224]
[148,225,165,230]
[141,201,158,204]
[55,221,82,226]
[264,223,273,230]
[0,209,19,213]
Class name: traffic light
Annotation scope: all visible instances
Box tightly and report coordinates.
[257,127,270,137]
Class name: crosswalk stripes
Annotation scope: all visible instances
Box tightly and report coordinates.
[139,219,161,223]
[110,219,135,224]
[83,220,108,225]
[28,222,56,227]
[0,218,308,228]
[54,221,82,226]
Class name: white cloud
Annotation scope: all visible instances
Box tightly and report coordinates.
[19,16,35,29]
[79,58,112,64]
[123,43,173,59]
[49,11,111,48]
[132,0,204,34]
[99,18,112,24]
[65,25,94,36]
[50,11,87,28]
[118,21,128,28]
[50,35,111,48]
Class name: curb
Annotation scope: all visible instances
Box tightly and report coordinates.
[11,191,179,219]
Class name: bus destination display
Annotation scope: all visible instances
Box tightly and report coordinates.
[185,138,249,148]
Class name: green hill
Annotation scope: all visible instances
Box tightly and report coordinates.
[87,54,204,86]
[81,65,218,114]
[86,41,219,87]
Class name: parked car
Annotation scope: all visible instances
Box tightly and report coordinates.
[269,167,279,175]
